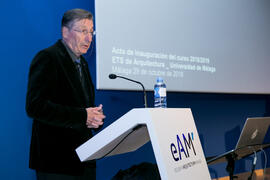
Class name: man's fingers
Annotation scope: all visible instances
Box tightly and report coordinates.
[86,121,103,128]
[86,118,104,126]
[85,105,105,129]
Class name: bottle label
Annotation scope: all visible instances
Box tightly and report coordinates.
[158,87,166,97]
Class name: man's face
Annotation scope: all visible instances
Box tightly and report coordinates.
[63,18,94,57]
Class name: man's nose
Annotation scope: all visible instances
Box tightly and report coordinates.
[85,33,93,43]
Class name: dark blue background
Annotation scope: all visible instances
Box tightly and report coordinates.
[0,0,269,179]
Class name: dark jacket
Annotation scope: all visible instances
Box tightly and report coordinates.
[26,40,95,175]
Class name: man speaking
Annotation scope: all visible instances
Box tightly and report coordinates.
[26,9,105,180]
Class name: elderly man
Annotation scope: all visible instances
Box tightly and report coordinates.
[26,9,105,180]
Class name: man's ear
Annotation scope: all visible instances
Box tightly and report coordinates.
[62,26,69,39]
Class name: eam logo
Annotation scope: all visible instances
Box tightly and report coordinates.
[170,132,196,161]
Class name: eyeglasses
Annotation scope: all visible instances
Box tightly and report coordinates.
[72,29,95,36]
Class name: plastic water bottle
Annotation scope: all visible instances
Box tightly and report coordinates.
[154,77,167,108]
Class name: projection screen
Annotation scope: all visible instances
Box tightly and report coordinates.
[95,0,270,94]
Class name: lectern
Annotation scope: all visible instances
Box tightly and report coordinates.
[76,108,211,180]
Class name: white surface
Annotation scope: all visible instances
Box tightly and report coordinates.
[76,108,211,180]
[95,0,270,94]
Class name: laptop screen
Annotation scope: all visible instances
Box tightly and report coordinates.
[235,117,270,149]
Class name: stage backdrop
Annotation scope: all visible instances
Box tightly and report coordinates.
[95,0,270,94]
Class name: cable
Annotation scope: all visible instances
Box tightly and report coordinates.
[88,36,95,57]
[248,151,257,180]
[261,148,267,180]
[96,124,144,161]
[85,32,95,58]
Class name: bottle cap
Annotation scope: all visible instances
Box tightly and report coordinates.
[157,77,163,82]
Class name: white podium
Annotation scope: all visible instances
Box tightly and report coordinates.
[76,108,211,180]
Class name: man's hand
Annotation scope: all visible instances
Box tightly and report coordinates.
[86,104,105,128]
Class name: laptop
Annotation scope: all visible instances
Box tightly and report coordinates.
[207,117,270,165]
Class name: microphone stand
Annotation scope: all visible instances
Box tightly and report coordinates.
[116,75,148,108]
[248,151,257,180]
[225,153,238,180]
[109,74,148,108]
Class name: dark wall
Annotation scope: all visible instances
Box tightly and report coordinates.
[0,0,269,179]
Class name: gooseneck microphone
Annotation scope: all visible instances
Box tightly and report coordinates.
[108,74,148,108]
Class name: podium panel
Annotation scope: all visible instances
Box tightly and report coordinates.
[76,108,211,180]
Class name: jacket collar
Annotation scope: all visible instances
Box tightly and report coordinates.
[54,40,90,107]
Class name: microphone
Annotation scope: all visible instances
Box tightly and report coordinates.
[109,74,117,79]
[108,74,148,108]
